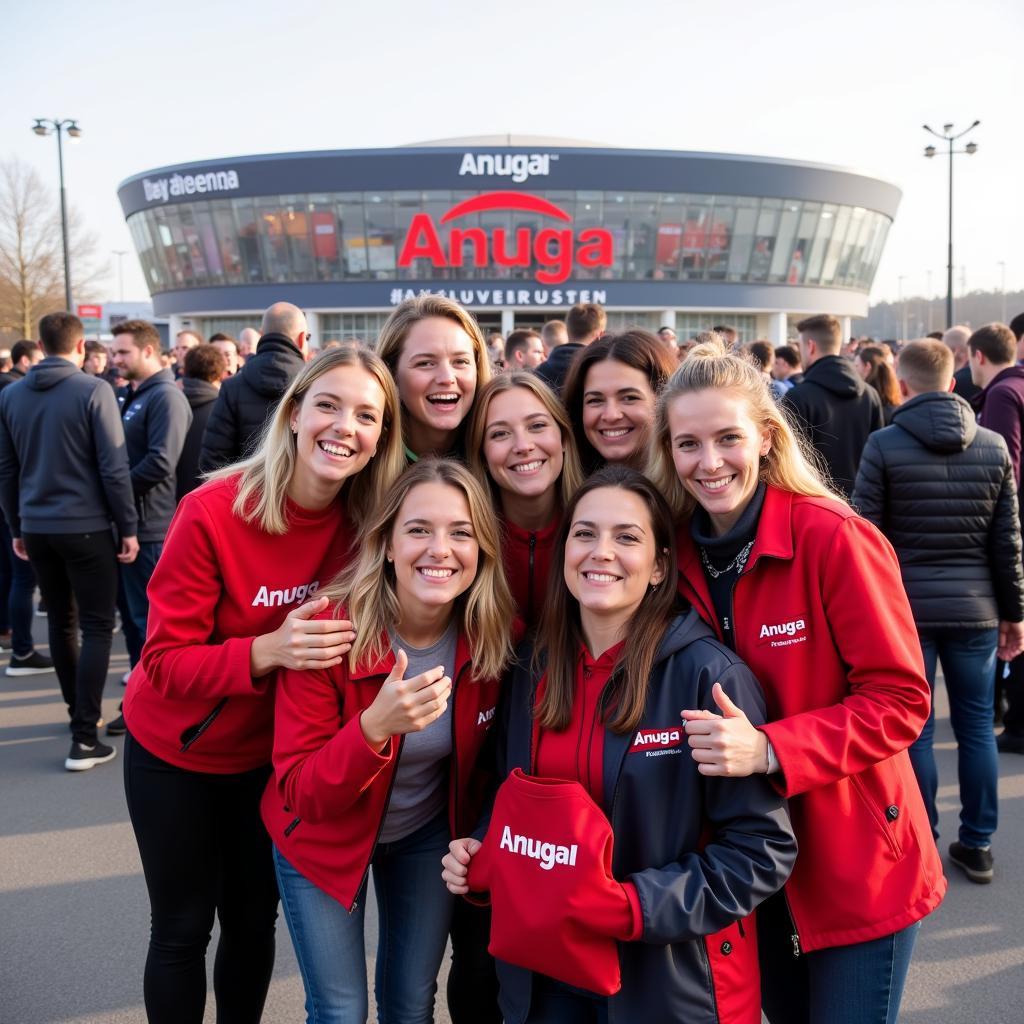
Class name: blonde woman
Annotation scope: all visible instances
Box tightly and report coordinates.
[262,459,514,1024]
[646,339,945,1024]
[376,295,492,461]
[466,371,583,628]
[123,347,404,1024]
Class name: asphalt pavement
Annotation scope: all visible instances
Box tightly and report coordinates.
[2,616,1022,1023]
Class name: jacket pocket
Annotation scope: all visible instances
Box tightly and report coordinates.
[179,697,229,752]
[850,771,904,860]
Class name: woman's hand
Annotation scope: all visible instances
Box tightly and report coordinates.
[680,682,769,777]
[359,648,452,751]
[442,837,481,895]
[249,596,356,676]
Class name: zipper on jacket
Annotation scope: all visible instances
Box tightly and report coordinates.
[783,890,802,958]
[697,937,721,1020]
[350,734,405,914]
[283,815,301,838]
[179,697,229,752]
[527,532,537,624]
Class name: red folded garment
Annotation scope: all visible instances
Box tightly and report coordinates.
[468,768,628,995]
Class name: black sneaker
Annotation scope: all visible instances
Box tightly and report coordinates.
[64,740,117,772]
[996,730,1024,754]
[106,714,126,736]
[5,650,55,676]
[949,841,994,884]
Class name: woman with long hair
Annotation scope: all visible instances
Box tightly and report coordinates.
[262,459,515,1024]
[647,339,945,1024]
[856,343,902,423]
[122,347,405,1024]
[562,330,677,473]
[466,371,583,628]
[443,466,795,1024]
[376,295,492,461]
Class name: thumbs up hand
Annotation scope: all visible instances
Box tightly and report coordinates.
[680,681,769,777]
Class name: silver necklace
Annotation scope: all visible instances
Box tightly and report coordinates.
[700,539,754,579]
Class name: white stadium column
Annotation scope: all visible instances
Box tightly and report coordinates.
[305,311,320,351]
[768,312,788,346]
[661,310,677,333]
[501,309,515,336]
[840,316,852,342]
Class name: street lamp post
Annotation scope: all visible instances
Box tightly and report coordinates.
[31,118,82,311]
[923,121,979,330]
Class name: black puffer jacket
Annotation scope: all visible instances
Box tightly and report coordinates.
[782,355,884,497]
[852,391,1024,629]
[198,333,304,471]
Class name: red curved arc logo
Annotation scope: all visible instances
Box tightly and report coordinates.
[440,191,571,224]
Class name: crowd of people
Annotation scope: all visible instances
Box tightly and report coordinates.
[1,296,1023,1024]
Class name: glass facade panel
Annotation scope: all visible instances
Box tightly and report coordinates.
[127,189,891,296]
[320,312,393,345]
[676,314,757,343]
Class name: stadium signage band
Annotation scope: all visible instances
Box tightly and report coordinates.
[388,286,609,307]
[458,152,557,183]
[142,169,241,203]
[397,191,614,285]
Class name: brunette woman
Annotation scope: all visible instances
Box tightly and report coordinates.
[857,343,902,423]
[647,339,945,1024]
[123,347,406,1024]
[562,330,677,473]
[376,295,492,461]
[443,466,796,1024]
[467,371,583,628]
[262,459,514,1023]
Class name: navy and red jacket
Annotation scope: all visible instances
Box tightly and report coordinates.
[483,611,797,1024]
[501,516,558,630]
[261,622,506,909]
[676,485,947,953]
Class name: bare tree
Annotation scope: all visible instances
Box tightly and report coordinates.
[0,157,107,343]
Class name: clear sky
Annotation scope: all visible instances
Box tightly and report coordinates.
[4,0,1021,310]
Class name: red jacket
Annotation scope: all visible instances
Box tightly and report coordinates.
[676,486,946,952]
[502,516,558,629]
[261,624,504,909]
[123,476,350,773]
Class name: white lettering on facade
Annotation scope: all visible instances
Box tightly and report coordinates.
[458,153,558,184]
[388,287,607,307]
[143,169,241,204]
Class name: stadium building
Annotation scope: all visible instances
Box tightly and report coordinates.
[117,136,900,346]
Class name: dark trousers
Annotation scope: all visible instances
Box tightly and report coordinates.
[0,517,38,657]
[448,900,501,1024]
[23,530,118,745]
[121,540,162,660]
[525,978,608,1023]
[1000,654,1024,737]
[124,733,278,1024]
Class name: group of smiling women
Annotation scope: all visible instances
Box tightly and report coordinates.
[122,294,944,1024]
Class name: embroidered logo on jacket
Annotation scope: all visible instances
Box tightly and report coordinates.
[499,825,578,870]
[477,706,496,726]
[630,727,684,756]
[251,580,319,608]
[758,617,809,648]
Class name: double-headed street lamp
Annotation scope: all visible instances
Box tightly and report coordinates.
[31,118,82,311]
[923,120,979,330]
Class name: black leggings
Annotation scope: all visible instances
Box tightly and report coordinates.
[124,733,278,1024]
[447,899,501,1024]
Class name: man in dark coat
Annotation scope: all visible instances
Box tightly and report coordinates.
[968,322,1024,756]
[854,339,1024,885]
[198,302,309,472]
[535,302,605,394]
[176,345,227,500]
[782,314,883,497]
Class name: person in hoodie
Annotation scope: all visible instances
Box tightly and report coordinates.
[852,340,1024,885]
[264,459,515,1024]
[176,345,227,500]
[122,346,405,1024]
[782,313,884,496]
[198,301,309,472]
[466,371,583,629]
[0,312,138,771]
[967,322,1024,757]
[535,302,606,395]
[648,338,944,1024]
[443,466,795,1024]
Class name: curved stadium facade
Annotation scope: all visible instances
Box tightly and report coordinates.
[117,136,900,345]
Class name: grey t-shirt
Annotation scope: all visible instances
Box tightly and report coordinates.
[378,622,456,843]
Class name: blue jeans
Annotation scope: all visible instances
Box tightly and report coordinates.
[0,516,37,656]
[274,813,454,1024]
[120,541,163,656]
[760,892,920,1024]
[909,627,998,848]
